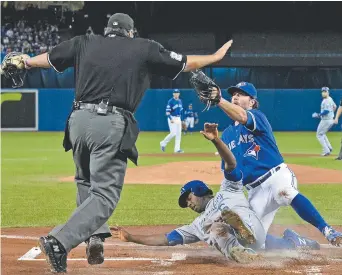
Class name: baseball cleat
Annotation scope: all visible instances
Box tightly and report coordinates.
[175,149,184,153]
[159,142,165,152]
[323,226,342,246]
[38,236,67,273]
[283,229,320,250]
[86,235,105,265]
[221,209,255,244]
[229,247,260,264]
[321,153,330,156]
[335,157,342,160]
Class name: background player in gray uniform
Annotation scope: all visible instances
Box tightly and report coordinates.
[113,123,266,264]
[312,87,337,156]
[333,98,342,160]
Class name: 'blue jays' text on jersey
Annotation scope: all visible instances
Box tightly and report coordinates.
[223,109,284,185]
[166,98,183,117]
[184,109,198,119]
[220,126,243,183]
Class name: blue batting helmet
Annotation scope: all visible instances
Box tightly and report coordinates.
[178,180,213,208]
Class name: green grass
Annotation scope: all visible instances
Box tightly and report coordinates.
[1,131,342,228]
[2,183,342,227]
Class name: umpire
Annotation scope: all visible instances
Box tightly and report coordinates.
[22,13,233,273]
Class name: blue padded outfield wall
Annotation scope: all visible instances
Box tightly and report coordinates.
[2,89,342,131]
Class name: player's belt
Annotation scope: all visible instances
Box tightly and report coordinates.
[245,166,281,190]
[73,102,126,115]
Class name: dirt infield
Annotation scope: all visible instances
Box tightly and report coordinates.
[61,161,342,185]
[5,159,341,274]
[1,225,342,275]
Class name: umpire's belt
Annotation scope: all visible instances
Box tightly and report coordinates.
[245,165,281,191]
[73,102,125,115]
[70,102,139,165]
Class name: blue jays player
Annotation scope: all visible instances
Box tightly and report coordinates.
[220,118,320,250]
[160,89,184,153]
[113,123,266,264]
[333,98,342,160]
[211,81,342,248]
[312,87,337,156]
[183,103,199,135]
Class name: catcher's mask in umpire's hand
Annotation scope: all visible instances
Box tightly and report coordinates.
[178,180,213,208]
[1,52,27,88]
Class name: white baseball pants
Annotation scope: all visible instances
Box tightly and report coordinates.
[160,116,182,152]
[185,117,195,129]
[246,163,299,236]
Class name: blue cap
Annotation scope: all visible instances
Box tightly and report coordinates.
[227,82,258,99]
[173,89,180,93]
[321,87,329,92]
[178,180,213,208]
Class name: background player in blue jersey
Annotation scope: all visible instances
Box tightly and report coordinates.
[333,98,342,160]
[183,103,199,135]
[312,87,337,156]
[211,81,342,248]
[160,89,184,153]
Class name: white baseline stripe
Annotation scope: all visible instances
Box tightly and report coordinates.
[18,248,186,262]
[1,235,38,240]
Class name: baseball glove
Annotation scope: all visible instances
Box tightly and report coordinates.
[312,112,320,119]
[189,70,221,111]
[1,52,30,88]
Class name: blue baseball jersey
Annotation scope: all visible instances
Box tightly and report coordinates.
[220,126,243,182]
[166,98,183,117]
[222,109,284,185]
[184,109,198,119]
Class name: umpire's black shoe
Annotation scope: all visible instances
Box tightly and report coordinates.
[335,157,342,160]
[38,236,67,273]
[86,235,105,265]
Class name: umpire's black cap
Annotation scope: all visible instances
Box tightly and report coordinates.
[107,13,134,31]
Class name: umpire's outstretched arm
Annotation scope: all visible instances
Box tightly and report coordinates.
[23,40,233,72]
[183,40,233,72]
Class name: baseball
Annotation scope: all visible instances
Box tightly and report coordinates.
[214,152,219,156]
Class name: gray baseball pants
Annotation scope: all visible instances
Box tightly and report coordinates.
[338,137,342,159]
[316,119,334,154]
[49,109,127,252]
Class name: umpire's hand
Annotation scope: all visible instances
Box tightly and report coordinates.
[214,40,233,61]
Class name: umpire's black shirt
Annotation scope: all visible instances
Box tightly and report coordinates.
[48,33,186,164]
[48,34,186,113]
